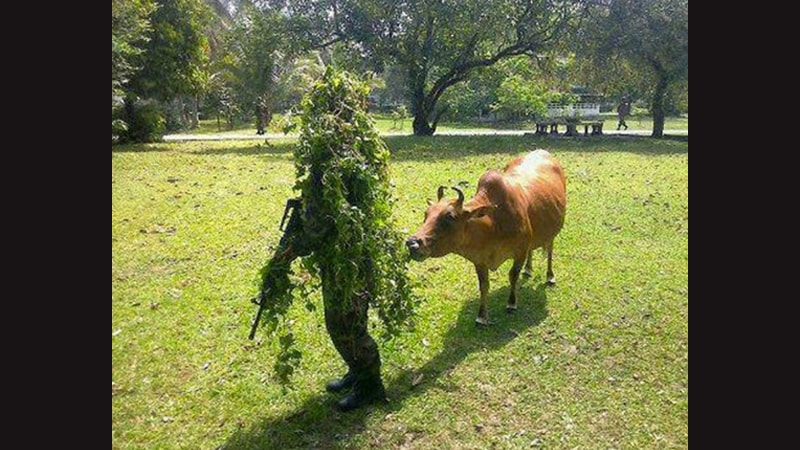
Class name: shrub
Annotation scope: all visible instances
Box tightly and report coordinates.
[115,99,166,143]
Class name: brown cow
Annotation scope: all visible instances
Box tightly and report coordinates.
[405,150,566,325]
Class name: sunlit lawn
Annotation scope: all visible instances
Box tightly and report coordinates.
[179,113,687,136]
[112,134,688,449]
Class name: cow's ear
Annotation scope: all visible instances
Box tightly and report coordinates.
[465,204,496,220]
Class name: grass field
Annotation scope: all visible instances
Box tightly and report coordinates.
[181,113,687,136]
[112,135,688,449]
[185,114,491,135]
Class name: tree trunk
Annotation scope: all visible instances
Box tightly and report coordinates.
[256,103,266,135]
[410,88,435,136]
[255,97,272,135]
[179,98,190,128]
[407,69,457,136]
[651,72,669,138]
[124,95,136,121]
[412,113,435,136]
[408,65,435,136]
[189,95,199,129]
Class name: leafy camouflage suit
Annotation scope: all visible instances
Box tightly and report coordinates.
[261,68,414,411]
[297,164,386,411]
[321,272,384,406]
[288,67,419,412]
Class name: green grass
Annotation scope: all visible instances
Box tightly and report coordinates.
[178,113,687,136]
[606,113,689,132]
[370,114,501,134]
[112,135,688,449]
[182,115,499,135]
[184,118,283,135]
[444,114,687,133]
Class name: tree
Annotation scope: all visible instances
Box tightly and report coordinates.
[286,0,585,135]
[112,0,156,136]
[127,0,212,129]
[206,2,326,133]
[490,56,578,121]
[221,4,289,133]
[575,0,688,137]
[112,0,155,101]
[438,64,503,121]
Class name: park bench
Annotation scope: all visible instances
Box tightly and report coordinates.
[535,121,562,135]
[582,121,604,136]
[535,120,604,137]
[564,121,581,137]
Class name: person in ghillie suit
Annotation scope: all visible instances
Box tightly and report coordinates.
[260,67,415,412]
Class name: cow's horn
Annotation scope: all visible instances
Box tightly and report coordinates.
[437,185,447,201]
[451,186,464,205]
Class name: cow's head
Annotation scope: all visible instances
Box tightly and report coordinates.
[406,186,495,261]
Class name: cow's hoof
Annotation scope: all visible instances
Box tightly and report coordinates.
[475,317,491,326]
[506,305,517,314]
[546,278,556,286]
[522,271,533,278]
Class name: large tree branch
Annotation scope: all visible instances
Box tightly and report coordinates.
[425,39,533,110]
[429,2,572,101]
[313,34,345,49]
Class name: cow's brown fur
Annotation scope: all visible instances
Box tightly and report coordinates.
[406,150,566,325]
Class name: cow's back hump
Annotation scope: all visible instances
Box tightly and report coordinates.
[504,150,566,248]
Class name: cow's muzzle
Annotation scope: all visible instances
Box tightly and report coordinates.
[405,236,427,261]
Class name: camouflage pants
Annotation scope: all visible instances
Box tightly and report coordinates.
[323,290,382,386]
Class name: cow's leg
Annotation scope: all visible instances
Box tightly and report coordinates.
[545,241,556,286]
[507,257,525,313]
[475,264,490,326]
[522,249,534,278]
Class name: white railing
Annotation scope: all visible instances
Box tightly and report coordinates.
[547,103,601,119]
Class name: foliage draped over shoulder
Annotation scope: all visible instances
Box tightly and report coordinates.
[294,67,416,333]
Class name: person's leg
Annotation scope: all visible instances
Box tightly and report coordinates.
[323,291,386,411]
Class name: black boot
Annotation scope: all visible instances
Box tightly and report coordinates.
[325,371,356,393]
[335,377,387,412]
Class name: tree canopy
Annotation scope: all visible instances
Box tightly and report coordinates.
[284,0,586,135]
[128,0,212,102]
[113,0,213,142]
[112,0,156,104]
[112,0,688,141]
[219,3,289,133]
[575,0,688,137]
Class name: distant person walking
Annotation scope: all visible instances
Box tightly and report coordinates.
[617,97,631,131]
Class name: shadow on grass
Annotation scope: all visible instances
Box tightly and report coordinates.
[384,135,688,162]
[190,142,295,157]
[111,141,296,156]
[113,135,686,160]
[222,281,549,449]
[111,143,175,153]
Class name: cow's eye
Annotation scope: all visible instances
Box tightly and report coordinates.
[444,212,456,222]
